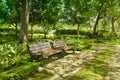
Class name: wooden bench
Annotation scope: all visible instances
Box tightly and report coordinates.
[38,42,62,58]
[53,41,75,53]
[27,42,63,59]
[27,44,42,60]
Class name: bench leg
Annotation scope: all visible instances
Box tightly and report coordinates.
[42,54,48,58]
[72,49,75,54]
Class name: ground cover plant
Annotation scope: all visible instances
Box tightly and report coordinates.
[0,0,120,79]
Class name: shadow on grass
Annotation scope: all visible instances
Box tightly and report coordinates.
[25,69,54,80]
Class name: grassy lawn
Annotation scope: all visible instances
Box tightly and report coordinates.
[68,42,119,80]
[26,70,54,80]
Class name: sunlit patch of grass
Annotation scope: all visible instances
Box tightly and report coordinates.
[69,43,117,80]
[69,69,102,80]
[85,52,111,76]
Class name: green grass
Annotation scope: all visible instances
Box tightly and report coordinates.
[0,62,40,80]
[68,42,118,80]
[26,69,54,80]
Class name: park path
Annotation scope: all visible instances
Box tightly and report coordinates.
[104,45,120,80]
[39,43,108,80]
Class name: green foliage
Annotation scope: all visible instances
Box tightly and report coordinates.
[28,69,54,80]
[98,31,118,40]
[15,55,31,65]
[55,34,109,51]
[29,0,63,36]
[59,36,94,51]
[0,62,40,80]
[0,44,28,72]
[56,29,119,40]
[55,29,93,38]
[0,0,9,22]
[74,40,92,51]
[63,0,92,24]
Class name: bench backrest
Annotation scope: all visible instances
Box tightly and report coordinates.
[53,41,67,49]
[38,42,51,51]
[28,44,42,55]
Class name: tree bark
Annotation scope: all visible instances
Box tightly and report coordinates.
[93,3,105,37]
[43,29,47,39]
[19,0,29,44]
[15,23,18,38]
[30,24,34,39]
[77,24,80,39]
[111,17,115,32]
[93,11,101,36]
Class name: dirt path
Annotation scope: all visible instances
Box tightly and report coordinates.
[41,43,109,80]
[104,45,120,80]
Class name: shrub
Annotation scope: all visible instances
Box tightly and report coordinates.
[0,62,40,80]
[55,29,93,38]
[74,40,92,51]
[0,44,29,72]
[64,39,92,51]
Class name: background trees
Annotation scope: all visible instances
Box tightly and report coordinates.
[0,0,9,23]
[107,0,120,32]
[7,0,21,38]
[63,0,92,39]
[0,0,120,43]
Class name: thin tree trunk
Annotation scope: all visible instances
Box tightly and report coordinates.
[43,29,47,39]
[111,17,115,32]
[19,0,29,44]
[77,24,80,39]
[30,24,34,39]
[15,23,18,38]
[93,11,101,36]
[93,3,104,37]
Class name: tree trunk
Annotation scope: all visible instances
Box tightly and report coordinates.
[93,11,101,36]
[111,17,115,32]
[43,29,47,39]
[117,23,120,32]
[19,0,29,44]
[93,3,105,37]
[30,24,34,39]
[15,23,18,38]
[77,24,80,39]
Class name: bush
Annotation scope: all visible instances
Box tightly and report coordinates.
[75,40,92,51]
[63,39,93,51]
[0,44,28,72]
[55,29,93,38]
[0,62,40,80]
